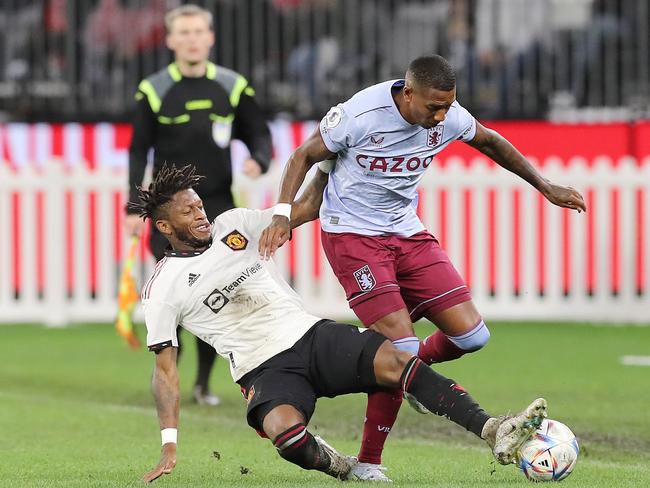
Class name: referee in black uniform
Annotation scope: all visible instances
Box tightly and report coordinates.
[125,4,272,406]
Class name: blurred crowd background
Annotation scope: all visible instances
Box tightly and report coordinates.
[2,0,649,122]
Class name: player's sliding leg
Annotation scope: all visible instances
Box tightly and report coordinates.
[373,342,547,465]
[417,301,490,364]
[262,404,353,480]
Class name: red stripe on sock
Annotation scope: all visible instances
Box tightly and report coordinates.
[283,434,309,452]
[274,425,306,448]
[404,359,422,392]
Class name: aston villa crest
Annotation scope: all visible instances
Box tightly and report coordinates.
[353,265,376,292]
[427,125,444,147]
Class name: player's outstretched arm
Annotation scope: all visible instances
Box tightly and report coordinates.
[289,165,330,229]
[467,122,586,213]
[143,346,180,483]
[259,129,335,259]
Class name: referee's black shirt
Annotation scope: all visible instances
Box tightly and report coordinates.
[128,62,272,219]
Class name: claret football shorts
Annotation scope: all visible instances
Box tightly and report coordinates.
[321,230,471,326]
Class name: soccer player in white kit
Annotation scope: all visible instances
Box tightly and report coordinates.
[259,55,586,480]
[133,164,549,483]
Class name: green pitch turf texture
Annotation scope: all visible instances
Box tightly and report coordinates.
[2,321,649,487]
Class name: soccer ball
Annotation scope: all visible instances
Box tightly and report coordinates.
[518,419,579,482]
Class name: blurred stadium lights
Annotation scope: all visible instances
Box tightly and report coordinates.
[0,0,648,122]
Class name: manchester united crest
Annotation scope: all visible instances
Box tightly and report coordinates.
[427,125,444,148]
[221,230,248,251]
[246,385,255,404]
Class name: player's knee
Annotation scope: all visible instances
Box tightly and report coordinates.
[262,404,305,441]
[448,320,490,352]
[370,309,415,340]
[375,341,412,387]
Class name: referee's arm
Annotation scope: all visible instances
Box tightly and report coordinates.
[125,92,157,235]
[232,92,273,174]
[128,93,157,207]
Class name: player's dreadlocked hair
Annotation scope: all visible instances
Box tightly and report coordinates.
[129,163,205,221]
[407,55,456,92]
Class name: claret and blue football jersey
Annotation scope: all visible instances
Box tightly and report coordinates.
[319,79,476,237]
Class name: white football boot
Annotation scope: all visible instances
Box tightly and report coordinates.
[483,397,548,465]
[403,392,429,414]
[346,457,393,482]
[192,385,221,406]
[313,435,354,480]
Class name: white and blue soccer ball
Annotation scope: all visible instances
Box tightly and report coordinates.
[518,419,579,482]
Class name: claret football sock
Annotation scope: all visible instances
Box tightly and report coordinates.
[400,357,490,438]
[418,330,466,364]
[357,389,402,464]
[419,321,490,364]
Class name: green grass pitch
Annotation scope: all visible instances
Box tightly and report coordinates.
[2,321,649,487]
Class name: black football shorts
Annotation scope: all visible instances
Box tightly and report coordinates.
[237,319,387,432]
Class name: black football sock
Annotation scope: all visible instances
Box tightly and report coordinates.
[401,357,491,437]
[273,424,331,472]
[195,336,217,390]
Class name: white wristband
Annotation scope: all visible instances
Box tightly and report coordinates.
[161,428,178,445]
[318,159,335,174]
[273,203,292,220]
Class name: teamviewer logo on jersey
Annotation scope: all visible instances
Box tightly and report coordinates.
[427,125,444,147]
[353,265,376,292]
[203,288,229,314]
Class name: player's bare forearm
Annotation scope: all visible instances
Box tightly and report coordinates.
[277,128,334,204]
[290,168,328,229]
[468,123,550,194]
[259,129,333,258]
[468,122,586,212]
[152,347,180,429]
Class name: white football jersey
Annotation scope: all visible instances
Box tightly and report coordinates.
[142,208,321,381]
[319,79,476,236]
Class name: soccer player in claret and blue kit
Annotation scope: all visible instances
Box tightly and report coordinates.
[259,54,586,480]
[132,163,548,483]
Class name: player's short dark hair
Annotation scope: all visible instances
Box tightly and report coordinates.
[407,55,456,92]
[129,163,205,221]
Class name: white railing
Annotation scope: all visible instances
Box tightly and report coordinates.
[1,158,649,325]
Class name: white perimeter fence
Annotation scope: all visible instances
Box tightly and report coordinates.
[0,157,649,325]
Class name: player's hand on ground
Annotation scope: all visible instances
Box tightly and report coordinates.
[124,214,145,236]
[542,183,587,213]
[142,443,177,482]
[242,158,263,179]
[259,215,290,259]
